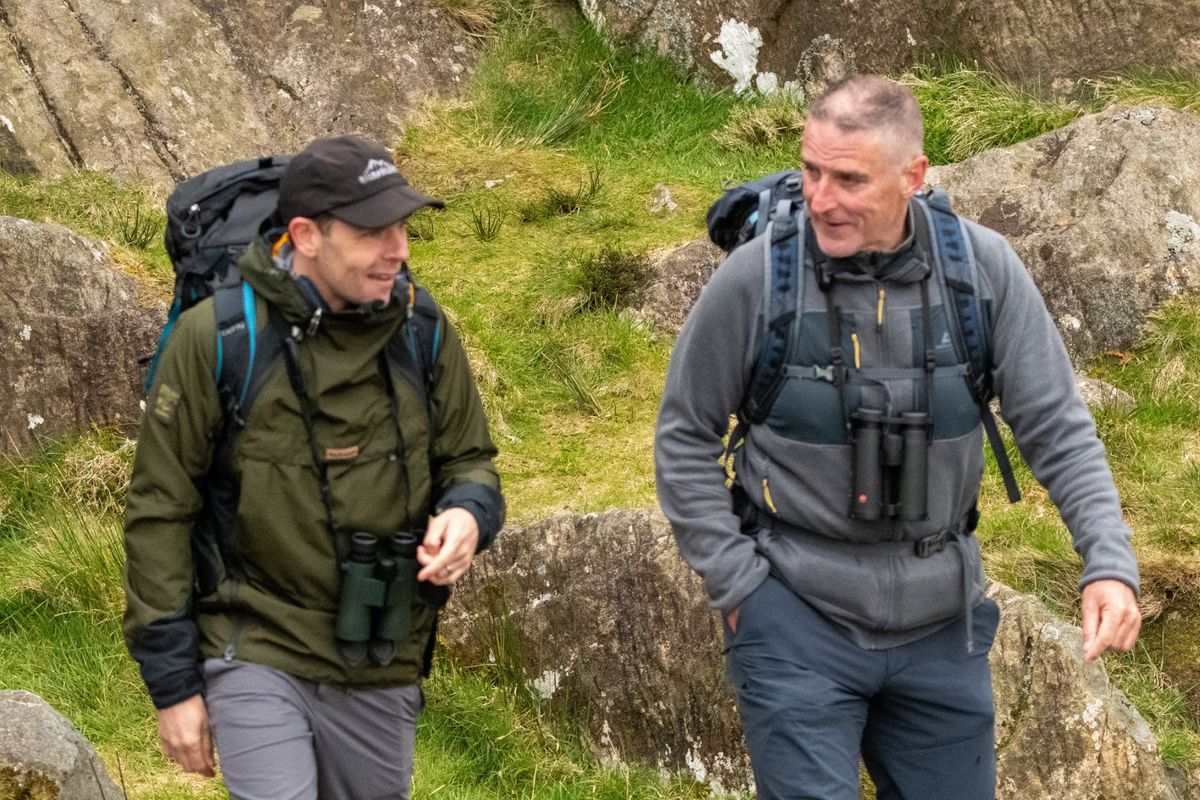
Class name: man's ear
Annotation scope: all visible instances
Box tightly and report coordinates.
[903,154,929,199]
[288,217,321,258]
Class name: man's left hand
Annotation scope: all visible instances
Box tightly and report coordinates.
[1081,579,1141,662]
[417,507,479,585]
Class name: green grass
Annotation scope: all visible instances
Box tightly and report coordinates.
[3,1,1200,793]
[1091,69,1200,114]
[899,62,1085,165]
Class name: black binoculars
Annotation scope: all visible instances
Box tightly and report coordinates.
[850,408,929,522]
[334,530,446,667]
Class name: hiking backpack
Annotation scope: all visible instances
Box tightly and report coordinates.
[706,171,1022,503]
[146,155,444,430]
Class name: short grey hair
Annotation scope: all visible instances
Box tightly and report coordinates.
[806,75,925,157]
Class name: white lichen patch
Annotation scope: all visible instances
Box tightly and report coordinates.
[906,27,917,46]
[291,5,323,22]
[685,747,708,782]
[170,86,196,109]
[1165,210,1200,257]
[27,414,44,430]
[0,115,13,133]
[529,669,563,700]
[19,325,31,341]
[363,3,384,15]
[529,592,553,608]
[709,19,762,95]
[1058,314,1083,331]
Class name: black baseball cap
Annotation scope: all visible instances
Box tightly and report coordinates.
[278,135,444,228]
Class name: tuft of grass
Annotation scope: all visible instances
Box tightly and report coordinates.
[468,199,505,241]
[430,0,501,38]
[542,163,605,217]
[118,202,164,249]
[714,97,806,149]
[574,245,650,310]
[900,63,1084,164]
[1091,69,1200,114]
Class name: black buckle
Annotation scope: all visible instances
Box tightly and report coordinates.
[914,531,948,558]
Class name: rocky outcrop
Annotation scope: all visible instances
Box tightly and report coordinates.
[634,239,724,335]
[446,509,1178,798]
[988,583,1177,799]
[0,0,482,187]
[0,216,164,455]
[579,0,1200,97]
[0,690,124,800]
[928,107,1200,364]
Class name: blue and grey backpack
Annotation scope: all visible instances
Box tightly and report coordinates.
[706,171,1021,503]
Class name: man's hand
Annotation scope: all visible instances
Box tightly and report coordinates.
[1082,579,1141,662]
[725,606,740,633]
[417,507,480,585]
[156,694,215,777]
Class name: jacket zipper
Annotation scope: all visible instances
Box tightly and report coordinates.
[223,579,245,661]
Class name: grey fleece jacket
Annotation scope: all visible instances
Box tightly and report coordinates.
[654,204,1139,648]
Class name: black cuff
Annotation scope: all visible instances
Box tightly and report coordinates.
[435,483,505,551]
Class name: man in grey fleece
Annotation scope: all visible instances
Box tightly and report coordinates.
[654,75,1141,799]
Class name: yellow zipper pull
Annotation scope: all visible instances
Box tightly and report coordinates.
[762,478,778,513]
[851,332,861,369]
[877,288,886,331]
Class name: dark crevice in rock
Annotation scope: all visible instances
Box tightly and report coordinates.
[61,0,185,183]
[269,74,300,101]
[0,0,84,168]
[996,630,1037,752]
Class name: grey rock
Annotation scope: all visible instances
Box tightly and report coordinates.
[988,583,1178,799]
[928,106,1200,364]
[0,0,483,187]
[578,0,1200,97]
[0,216,165,455]
[1074,373,1136,412]
[446,508,1181,798]
[634,239,724,335]
[0,690,124,800]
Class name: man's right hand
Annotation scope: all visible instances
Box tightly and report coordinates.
[156,694,215,777]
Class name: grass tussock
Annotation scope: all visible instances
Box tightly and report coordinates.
[900,63,1084,164]
[1091,69,1200,114]
[714,97,806,149]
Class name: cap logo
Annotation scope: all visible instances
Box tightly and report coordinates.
[358,158,398,185]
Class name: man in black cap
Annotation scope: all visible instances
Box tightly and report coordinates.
[123,135,504,799]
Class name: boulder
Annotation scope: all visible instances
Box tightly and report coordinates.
[0,0,482,186]
[0,690,124,800]
[0,216,165,455]
[988,583,1177,799]
[634,239,724,335]
[928,107,1200,364]
[578,0,1200,97]
[446,508,1181,798]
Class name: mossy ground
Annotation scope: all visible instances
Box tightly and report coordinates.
[3,2,1200,795]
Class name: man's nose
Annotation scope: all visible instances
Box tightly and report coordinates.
[382,224,409,261]
[808,177,836,214]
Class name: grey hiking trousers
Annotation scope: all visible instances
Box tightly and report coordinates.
[724,576,1000,800]
[203,659,423,800]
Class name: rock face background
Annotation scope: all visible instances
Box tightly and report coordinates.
[0,0,481,187]
[579,0,1200,97]
[0,690,124,800]
[445,509,1181,798]
[928,106,1200,364]
[0,217,164,455]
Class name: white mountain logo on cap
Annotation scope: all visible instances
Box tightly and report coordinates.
[358,159,398,184]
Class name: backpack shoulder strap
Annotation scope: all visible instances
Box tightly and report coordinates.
[384,276,444,412]
[918,192,1021,503]
[742,200,805,425]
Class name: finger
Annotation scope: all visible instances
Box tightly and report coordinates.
[201,719,216,776]
[1113,608,1142,652]
[417,542,455,581]
[1085,604,1120,662]
[1080,593,1101,661]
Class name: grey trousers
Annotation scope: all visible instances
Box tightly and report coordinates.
[203,659,423,800]
[724,576,1000,800]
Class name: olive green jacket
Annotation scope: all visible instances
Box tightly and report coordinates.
[123,239,503,709]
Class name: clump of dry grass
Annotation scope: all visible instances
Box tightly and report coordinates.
[713,100,806,149]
